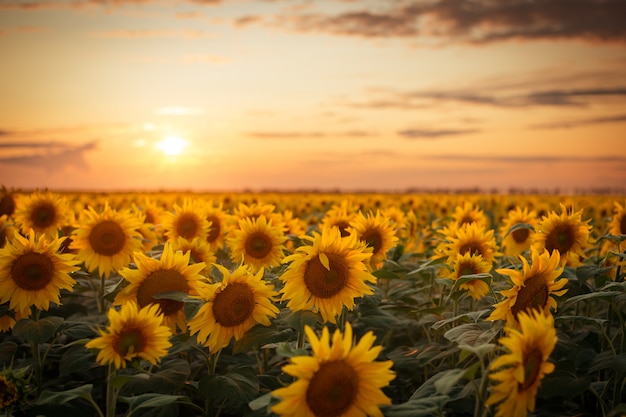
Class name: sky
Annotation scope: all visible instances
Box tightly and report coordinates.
[1,0,625,193]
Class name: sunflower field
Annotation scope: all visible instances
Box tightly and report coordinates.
[0,188,625,417]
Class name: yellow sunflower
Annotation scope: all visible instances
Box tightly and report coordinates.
[608,201,626,237]
[228,201,278,237]
[348,210,398,269]
[0,304,29,332]
[488,248,567,327]
[0,188,16,218]
[187,264,279,353]
[171,236,217,277]
[486,309,557,417]
[532,204,592,267]
[114,242,206,332]
[70,203,143,278]
[13,191,71,239]
[85,301,172,369]
[0,230,79,312]
[435,222,501,265]
[0,214,15,248]
[162,199,210,243]
[321,199,358,238]
[271,322,395,417]
[452,201,489,228]
[443,252,492,300]
[280,226,375,324]
[204,202,229,252]
[226,215,287,273]
[499,206,538,257]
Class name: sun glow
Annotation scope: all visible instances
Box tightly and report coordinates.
[156,136,188,156]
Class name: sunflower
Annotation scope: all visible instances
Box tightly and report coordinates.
[434,222,501,265]
[485,309,557,417]
[608,201,626,237]
[272,209,306,251]
[532,204,592,267]
[162,199,210,243]
[187,264,279,353]
[70,203,143,278]
[226,215,287,273]
[85,301,172,369]
[0,188,16,218]
[228,201,278,237]
[499,206,537,257]
[0,215,15,248]
[348,210,398,269]
[451,200,489,228]
[114,242,206,332]
[271,322,395,417]
[204,202,229,252]
[443,252,492,300]
[321,200,358,238]
[172,236,216,277]
[13,191,71,239]
[280,226,375,324]
[0,304,29,332]
[488,248,567,327]
[0,230,79,312]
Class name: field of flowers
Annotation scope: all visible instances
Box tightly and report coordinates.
[0,187,625,417]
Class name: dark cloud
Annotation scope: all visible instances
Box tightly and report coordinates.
[245,130,373,139]
[397,128,480,139]
[530,113,626,129]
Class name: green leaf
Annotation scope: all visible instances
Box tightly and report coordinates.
[59,344,97,377]
[248,392,274,412]
[434,368,467,395]
[502,223,535,239]
[36,384,94,405]
[589,351,626,373]
[383,396,450,417]
[431,309,491,330]
[443,323,498,347]
[232,325,294,354]
[559,291,621,312]
[12,316,64,344]
[276,342,308,358]
[120,393,187,412]
[282,309,322,333]
[373,268,401,280]
[537,371,591,399]
[121,359,191,395]
[199,366,259,411]
[110,373,151,390]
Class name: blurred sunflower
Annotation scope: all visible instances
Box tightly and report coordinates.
[70,203,143,278]
[435,222,501,265]
[204,202,229,252]
[271,322,395,417]
[532,204,592,267]
[0,215,15,248]
[488,248,567,327]
[608,201,626,237]
[280,226,375,324]
[486,309,557,417]
[0,373,19,409]
[226,215,287,273]
[13,191,71,239]
[452,201,489,228]
[0,188,16,218]
[0,304,29,332]
[272,209,306,251]
[0,230,78,312]
[114,242,206,332]
[0,368,28,410]
[499,206,537,257]
[320,199,358,237]
[444,252,492,300]
[228,201,277,237]
[187,264,279,353]
[348,210,398,269]
[162,199,210,243]
[85,301,172,369]
[172,236,216,277]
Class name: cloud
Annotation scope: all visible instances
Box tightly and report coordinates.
[245,130,373,139]
[397,128,480,139]
[530,113,626,129]
[89,29,211,39]
[0,140,97,172]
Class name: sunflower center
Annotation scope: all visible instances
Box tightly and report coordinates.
[620,214,626,235]
[244,232,272,259]
[115,328,146,356]
[334,221,351,238]
[144,211,155,224]
[512,228,530,244]
[0,194,16,217]
[459,242,482,257]
[206,215,221,243]
[88,220,126,256]
[361,229,383,255]
[545,224,575,255]
[11,252,55,291]
[136,269,189,316]
[511,273,549,320]
[212,282,255,327]
[30,201,57,229]
[458,262,477,277]
[304,252,349,299]
[175,213,200,240]
[459,215,474,226]
[520,348,543,390]
[306,360,359,417]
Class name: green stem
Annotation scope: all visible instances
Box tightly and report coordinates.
[106,363,118,417]
[98,274,107,314]
[29,340,42,396]
[209,349,222,375]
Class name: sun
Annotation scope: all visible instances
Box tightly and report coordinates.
[156,136,188,156]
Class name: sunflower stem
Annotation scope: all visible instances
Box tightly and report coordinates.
[106,363,118,417]
[209,349,222,375]
[98,273,107,314]
[29,340,42,397]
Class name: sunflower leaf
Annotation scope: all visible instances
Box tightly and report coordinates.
[119,393,187,412]
[232,325,293,354]
[199,366,259,413]
[36,384,94,405]
[559,291,622,312]
[12,316,64,344]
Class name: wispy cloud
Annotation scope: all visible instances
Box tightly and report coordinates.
[0,140,97,172]
[530,113,626,129]
[397,128,480,139]
[245,130,374,140]
[90,29,211,39]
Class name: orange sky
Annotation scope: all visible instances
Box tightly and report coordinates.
[1,0,625,193]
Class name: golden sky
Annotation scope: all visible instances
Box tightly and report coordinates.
[1,0,625,193]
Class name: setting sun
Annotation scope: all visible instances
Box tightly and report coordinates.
[156,136,188,156]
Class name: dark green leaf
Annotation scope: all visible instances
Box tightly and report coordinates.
[233,326,293,354]
[12,316,64,344]
[560,291,621,312]
[120,393,187,412]
[199,366,259,410]
[60,344,97,377]
[383,396,450,417]
[36,384,94,405]
[537,371,590,399]
[121,360,191,395]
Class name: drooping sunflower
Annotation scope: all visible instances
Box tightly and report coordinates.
[85,301,172,369]
[499,206,538,257]
[114,242,206,332]
[162,199,210,243]
[532,204,592,267]
[70,203,143,278]
[226,215,287,273]
[280,226,376,324]
[171,236,216,277]
[13,191,71,239]
[443,252,492,300]
[348,210,398,269]
[271,322,395,417]
[187,264,279,353]
[0,230,79,312]
[488,248,567,327]
[435,222,501,265]
[485,309,557,417]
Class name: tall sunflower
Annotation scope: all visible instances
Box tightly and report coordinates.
[162,199,210,243]
[70,203,143,278]
[187,264,279,353]
[171,236,216,277]
[499,206,538,257]
[0,231,79,312]
[226,215,287,273]
[13,191,71,239]
[532,204,592,267]
[348,210,398,269]
[443,252,492,300]
[488,248,567,327]
[434,222,501,265]
[279,226,375,324]
[486,309,557,417]
[85,301,172,369]
[114,242,206,332]
[271,322,395,417]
